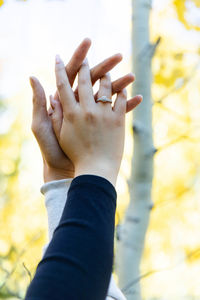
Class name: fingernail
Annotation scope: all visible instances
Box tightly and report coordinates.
[49,95,57,108]
[129,73,135,78]
[138,94,143,101]
[122,88,127,96]
[29,76,34,87]
[82,58,88,65]
[83,37,92,45]
[116,53,123,60]
[49,95,54,106]
[48,107,54,116]
[55,54,62,64]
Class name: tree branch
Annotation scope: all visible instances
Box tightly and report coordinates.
[22,262,32,283]
[122,247,200,295]
[155,102,190,122]
[136,38,161,62]
[155,61,200,104]
[0,232,43,291]
[155,132,200,153]
[150,37,161,57]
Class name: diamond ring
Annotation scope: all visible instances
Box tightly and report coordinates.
[96,96,112,104]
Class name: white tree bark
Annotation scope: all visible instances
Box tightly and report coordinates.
[116,1,155,299]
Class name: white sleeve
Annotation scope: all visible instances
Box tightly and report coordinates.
[41,178,72,242]
[41,179,126,300]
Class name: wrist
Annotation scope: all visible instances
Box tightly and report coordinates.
[43,164,74,183]
[74,162,119,187]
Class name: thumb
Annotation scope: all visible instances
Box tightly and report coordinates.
[50,95,63,139]
[29,76,48,119]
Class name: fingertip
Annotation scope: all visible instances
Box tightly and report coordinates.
[138,94,143,102]
[82,57,89,66]
[121,88,127,98]
[48,106,54,116]
[80,58,90,71]
[115,53,123,61]
[55,54,62,64]
[29,76,43,93]
[104,72,111,80]
[83,37,92,47]
[75,38,91,58]
[49,95,55,109]
[128,73,135,81]
[50,95,62,114]
[133,95,143,105]
[55,55,65,69]
[29,76,35,88]
[126,95,143,113]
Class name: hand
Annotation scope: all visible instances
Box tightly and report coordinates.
[53,56,141,186]
[30,38,142,182]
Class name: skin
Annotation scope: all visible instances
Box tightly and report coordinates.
[53,56,129,186]
[30,38,142,183]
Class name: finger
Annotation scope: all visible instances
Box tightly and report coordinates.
[54,38,91,101]
[90,53,122,85]
[78,58,94,108]
[55,55,76,114]
[30,76,48,120]
[112,73,135,94]
[74,53,123,97]
[98,73,112,98]
[67,38,91,87]
[50,96,63,139]
[94,73,135,100]
[97,73,112,109]
[113,89,127,115]
[126,95,143,113]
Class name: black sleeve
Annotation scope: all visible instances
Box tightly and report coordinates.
[25,175,116,300]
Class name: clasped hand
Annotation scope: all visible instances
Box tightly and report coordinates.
[30,38,142,185]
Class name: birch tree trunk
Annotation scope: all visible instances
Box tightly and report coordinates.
[116,1,155,299]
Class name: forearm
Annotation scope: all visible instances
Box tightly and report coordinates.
[25,175,116,300]
[41,177,126,300]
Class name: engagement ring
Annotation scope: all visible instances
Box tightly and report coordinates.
[96,96,112,104]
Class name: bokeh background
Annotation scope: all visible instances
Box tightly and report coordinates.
[0,0,200,299]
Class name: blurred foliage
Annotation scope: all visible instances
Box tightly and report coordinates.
[0,0,200,299]
[0,100,24,299]
[174,0,200,30]
[0,96,46,299]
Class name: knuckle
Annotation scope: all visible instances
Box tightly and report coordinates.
[114,116,123,127]
[57,80,65,90]
[84,110,96,123]
[102,114,112,126]
[102,80,110,90]
[66,110,75,122]
[79,77,87,85]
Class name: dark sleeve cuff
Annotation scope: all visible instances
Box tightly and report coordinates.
[70,174,117,204]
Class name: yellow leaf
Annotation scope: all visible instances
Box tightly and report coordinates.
[0,0,4,7]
